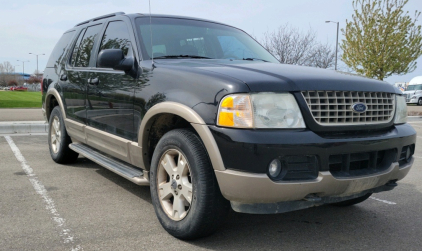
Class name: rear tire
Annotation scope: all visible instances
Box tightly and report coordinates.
[48,106,79,164]
[150,129,229,240]
[331,193,372,207]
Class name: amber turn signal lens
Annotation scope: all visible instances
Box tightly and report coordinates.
[217,95,253,128]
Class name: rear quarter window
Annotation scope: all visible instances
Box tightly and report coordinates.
[46,31,75,68]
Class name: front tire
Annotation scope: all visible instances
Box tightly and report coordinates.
[418,98,422,106]
[150,129,229,240]
[48,106,79,164]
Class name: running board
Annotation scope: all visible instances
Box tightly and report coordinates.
[69,143,149,186]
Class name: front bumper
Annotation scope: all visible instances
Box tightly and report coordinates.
[210,124,416,206]
[215,159,412,204]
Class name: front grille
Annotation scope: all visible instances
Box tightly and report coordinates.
[406,93,411,102]
[329,149,396,178]
[302,91,395,125]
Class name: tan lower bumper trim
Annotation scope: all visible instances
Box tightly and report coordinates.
[215,158,413,204]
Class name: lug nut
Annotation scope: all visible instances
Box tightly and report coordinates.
[176,175,180,180]
[175,191,178,195]
[178,184,182,190]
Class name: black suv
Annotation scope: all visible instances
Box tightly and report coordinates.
[42,12,416,239]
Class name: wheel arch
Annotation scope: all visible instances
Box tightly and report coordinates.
[45,89,66,122]
[138,102,225,171]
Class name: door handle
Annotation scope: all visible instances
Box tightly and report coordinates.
[60,74,67,81]
[88,77,99,85]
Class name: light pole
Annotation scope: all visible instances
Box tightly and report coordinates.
[17,60,30,82]
[14,65,20,81]
[325,21,339,71]
[29,53,45,76]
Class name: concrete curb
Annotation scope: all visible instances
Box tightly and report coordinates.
[0,121,48,134]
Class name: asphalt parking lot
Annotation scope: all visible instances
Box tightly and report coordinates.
[1,124,422,250]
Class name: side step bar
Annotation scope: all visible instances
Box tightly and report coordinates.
[69,143,149,186]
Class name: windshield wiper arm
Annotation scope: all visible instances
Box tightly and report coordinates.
[242,58,269,62]
[154,55,214,59]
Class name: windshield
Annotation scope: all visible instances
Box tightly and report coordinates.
[406,84,422,91]
[135,17,279,63]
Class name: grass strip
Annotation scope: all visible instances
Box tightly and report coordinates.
[0,91,42,108]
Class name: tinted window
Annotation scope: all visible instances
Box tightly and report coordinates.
[74,24,102,67]
[407,85,422,91]
[46,31,75,68]
[98,21,131,60]
[69,29,85,67]
[136,17,278,63]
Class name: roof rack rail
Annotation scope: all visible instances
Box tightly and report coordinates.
[75,12,125,27]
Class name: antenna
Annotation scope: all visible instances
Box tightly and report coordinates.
[149,0,155,67]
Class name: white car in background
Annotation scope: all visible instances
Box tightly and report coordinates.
[404,76,422,105]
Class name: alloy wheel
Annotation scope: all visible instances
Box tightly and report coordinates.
[157,149,193,221]
[50,116,61,153]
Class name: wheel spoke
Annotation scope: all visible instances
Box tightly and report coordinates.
[51,134,57,144]
[53,119,59,133]
[176,154,188,175]
[161,154,176,176]
[173,195,186,219]
[158,182,173,200]
[180,183,193,204]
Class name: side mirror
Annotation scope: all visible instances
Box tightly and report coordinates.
[97,49,134,72]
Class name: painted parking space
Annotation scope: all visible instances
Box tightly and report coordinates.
[1,130,422,250]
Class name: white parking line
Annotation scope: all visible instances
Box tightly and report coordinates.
[370,196,397,205]
[4,136,83,251]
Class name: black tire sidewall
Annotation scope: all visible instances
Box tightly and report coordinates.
[48,106,77,163]
[150,129,219,239]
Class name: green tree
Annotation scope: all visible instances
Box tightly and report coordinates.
[341,0,422,80]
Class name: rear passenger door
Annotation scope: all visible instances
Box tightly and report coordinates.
[86,20,137,140]
[63,24,103,123]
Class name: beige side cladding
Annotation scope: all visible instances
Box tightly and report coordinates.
[47,91,226,172]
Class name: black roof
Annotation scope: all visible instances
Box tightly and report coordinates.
[70,12,233,29]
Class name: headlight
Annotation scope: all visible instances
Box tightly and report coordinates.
[394,95,407,124]
[217,93,305,128]
[411,96,417,99]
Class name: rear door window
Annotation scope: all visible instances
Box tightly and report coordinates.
[72,24,103,68]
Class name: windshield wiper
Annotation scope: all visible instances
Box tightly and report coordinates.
[242,58,269,62]
[154,55,214,59]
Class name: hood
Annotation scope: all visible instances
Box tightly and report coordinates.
[403,90,421,94]
[155,59,400,94]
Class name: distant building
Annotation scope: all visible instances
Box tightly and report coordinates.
[0,72,31,80]
[13,72,31,80]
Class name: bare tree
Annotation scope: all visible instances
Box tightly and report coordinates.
[262,24,336,69]
[262,24,316,65]
[308,43,336,69]
[27,75,41,84]
[0,61,15,86]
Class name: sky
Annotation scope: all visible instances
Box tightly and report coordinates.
[0,0,421,84]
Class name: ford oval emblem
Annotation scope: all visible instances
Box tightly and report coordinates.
[351,103,367,113]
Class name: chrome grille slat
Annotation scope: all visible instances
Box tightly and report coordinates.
[301,91,395,125]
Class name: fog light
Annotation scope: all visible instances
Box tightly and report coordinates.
[406,147,412,161]
[268,159,282,178]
